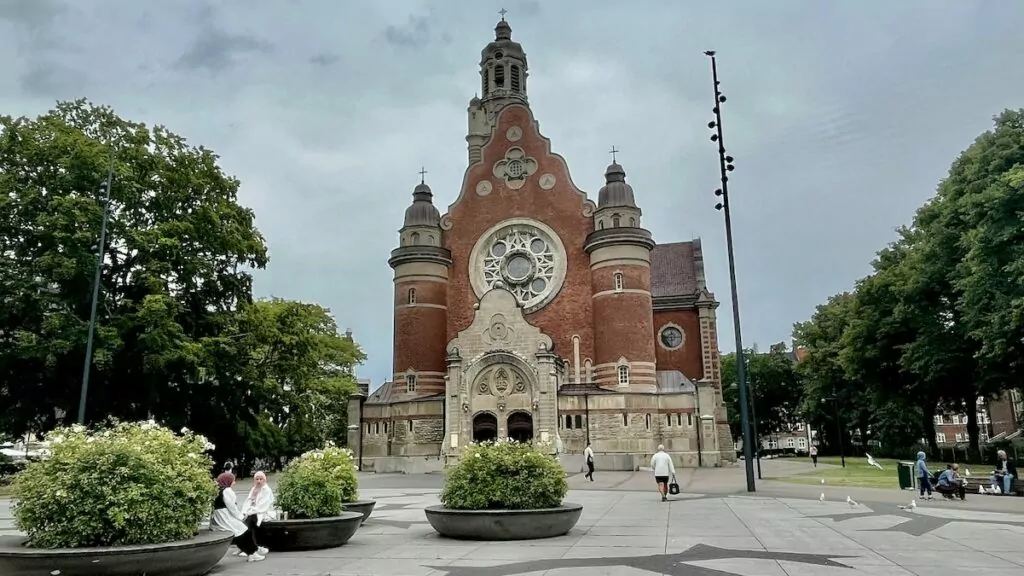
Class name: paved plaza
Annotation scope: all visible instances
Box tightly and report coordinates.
[3,468,1024,575]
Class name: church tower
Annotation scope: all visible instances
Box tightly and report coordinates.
[388,177,451,399]
[467,14,529,163]
[585,160,658,392]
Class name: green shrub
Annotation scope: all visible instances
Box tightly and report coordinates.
[11,421,216,548]
[440,440,568,510]
[0,453,25,485]
[276,444,358,519]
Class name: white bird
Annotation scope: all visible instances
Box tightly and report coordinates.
[847,495,859,507]
[965,468,972,477]
[821,478,826,484]
[898,499,917,511]
[819,492,825,503]
[865,453,884,470]
[979,485,985,494]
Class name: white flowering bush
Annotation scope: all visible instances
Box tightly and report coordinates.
[11,421,216,548]
[276,444,358,519]
[440,439,568,510]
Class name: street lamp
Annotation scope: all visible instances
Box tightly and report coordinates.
[78,148,116,425]
[732,381,762,479]
[705,50,755,492]
[824,396,846,468]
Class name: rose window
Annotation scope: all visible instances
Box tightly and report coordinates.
[480,226,559,311]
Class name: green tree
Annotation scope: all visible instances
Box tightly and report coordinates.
[0,100,269,439]
[721,343,804,447]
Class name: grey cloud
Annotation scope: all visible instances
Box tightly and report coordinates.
[383,15,434,48]
[176,29,274,73]
[309,52,340,67]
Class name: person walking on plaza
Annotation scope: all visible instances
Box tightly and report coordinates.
[990,449,1018,495]
[809,445,818,467]
[584,443,595,481]
[210,472,267,562]
[916,451,934,500]
[650,445,676,502]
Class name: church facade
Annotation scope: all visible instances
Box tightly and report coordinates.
[347,17,735,472]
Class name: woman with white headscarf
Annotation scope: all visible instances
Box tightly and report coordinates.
[240,470,278,547]
[210,472,267,562]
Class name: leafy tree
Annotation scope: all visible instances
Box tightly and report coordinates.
[721,343,804,447]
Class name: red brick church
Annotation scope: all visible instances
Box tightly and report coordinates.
[347,15,734,472]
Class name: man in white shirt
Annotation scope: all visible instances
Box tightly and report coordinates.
[650,445,676,502]
[583,443,595,481]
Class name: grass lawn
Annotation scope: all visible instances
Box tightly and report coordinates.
[0,485,13,497]
[769,456,990,489]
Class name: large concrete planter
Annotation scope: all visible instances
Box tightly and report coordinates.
[0,530,232,576]
[342,500,377,525]
[424,503,583,541]
[260,511,362,551]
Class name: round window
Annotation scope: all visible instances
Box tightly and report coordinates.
[530,278,546,293]
[505,254,533,282]
[660,326,683,349]
[490,242,507,257]
[507,160,525,178]
[530,238,546,254]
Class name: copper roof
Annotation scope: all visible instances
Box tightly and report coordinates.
[650,242,698,298]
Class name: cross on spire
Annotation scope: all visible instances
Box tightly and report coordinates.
[499,8,508,20]
[609,146,620,163]
[418,166,428,184]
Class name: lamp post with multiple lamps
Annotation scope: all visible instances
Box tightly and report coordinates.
[704,50,755,493]
[78,148,116,425]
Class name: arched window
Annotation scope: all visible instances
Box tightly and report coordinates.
[622,413,629,426]
[612,214,621,227]
[614,273,624,292]
[565,414,572,429]
[408,288,416,305]
[629,217,636,227]
[494,63,505,88]
[408,420,414,432]
[645,414,651,431]
[598,220,605,230]
[427,235,435,245]
[482,68,490,96]
[410,232,420,245]
[406,373,417,393]
[511,64,521,92]
[574,415,582,428]
[666,414,672,427]
[617,364,630,386]
[374,422,380,434]
[384,422,389,434]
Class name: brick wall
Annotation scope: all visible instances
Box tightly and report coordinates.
[652,309,703,379]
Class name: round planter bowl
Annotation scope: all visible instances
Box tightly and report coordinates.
[260,511,363,551]
[342,500,377,524]
[424,503,583,541]
[0,530,232,576]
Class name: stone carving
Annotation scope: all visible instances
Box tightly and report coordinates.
[487,313,511,343]
[494,368,510,394]
[497,400,506,412]
[476,180,492,196]
[440,213,453,230]
[492,147,538,190]
[538,173,556,190]
[581,200,597,218]
[505,126,523,142]
[477,380,492,395]
[512,374,527,394]
[461,402,469,413]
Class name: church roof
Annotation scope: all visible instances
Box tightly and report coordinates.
[403,182,441,228]
[365,381,442,405]
[650,242,698,297]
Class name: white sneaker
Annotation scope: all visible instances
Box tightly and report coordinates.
[257,546,268,556]
[235,550,247,557]
[247,553,265,562]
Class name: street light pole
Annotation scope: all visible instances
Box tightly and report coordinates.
[78,147,116,425]
[829,397,846,468]
[748,378,762,479]
[705,50,755,492]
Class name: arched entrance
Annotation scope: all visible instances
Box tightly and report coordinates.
[473,412,498,443]
[507,411,534,443]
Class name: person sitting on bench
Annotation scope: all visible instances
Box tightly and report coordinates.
[990,450,1018,495]
[936,463,966,500]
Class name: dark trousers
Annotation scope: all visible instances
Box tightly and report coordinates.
[232,528,258,555]
[811,455,818,467]
[586,460,594,480]
[936,483,965,500]
[244,515,263,547]
[919,475,933,496]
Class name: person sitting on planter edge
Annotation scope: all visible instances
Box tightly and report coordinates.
[241,471,278,543]
[935,463,966,501]
[990,450,1018,495]
[211,472,267,562]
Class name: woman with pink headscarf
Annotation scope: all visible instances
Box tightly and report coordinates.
[240,471,277,547]
[210,472,267,562]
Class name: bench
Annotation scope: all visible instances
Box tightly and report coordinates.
[960,475,1023,497]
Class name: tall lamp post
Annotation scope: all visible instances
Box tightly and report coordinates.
[825,396,846,467]
[705,50,755,493]
[732,380,762,479]
[78,148,116,425]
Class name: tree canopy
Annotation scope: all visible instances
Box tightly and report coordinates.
[0,100,365,465]
[792,109,1024,459]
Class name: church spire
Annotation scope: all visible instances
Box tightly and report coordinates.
[478,10,528,110]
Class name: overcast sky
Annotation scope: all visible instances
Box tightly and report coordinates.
[2,0,1023,385]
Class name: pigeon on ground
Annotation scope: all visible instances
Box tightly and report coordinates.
[979,485,985,494]
[866,453,884,470]
[819,493,825,503]
[898,499,917,511]
[846,496,859,507]
[965,468,972,477]
[821,478,826,484]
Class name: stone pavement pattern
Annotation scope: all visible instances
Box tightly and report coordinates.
[3,479,1024,575]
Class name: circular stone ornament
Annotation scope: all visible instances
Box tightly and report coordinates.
[476,180,493,196]
[539,173,556,190]
[506,126,523,142]
[469,218,567,314]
